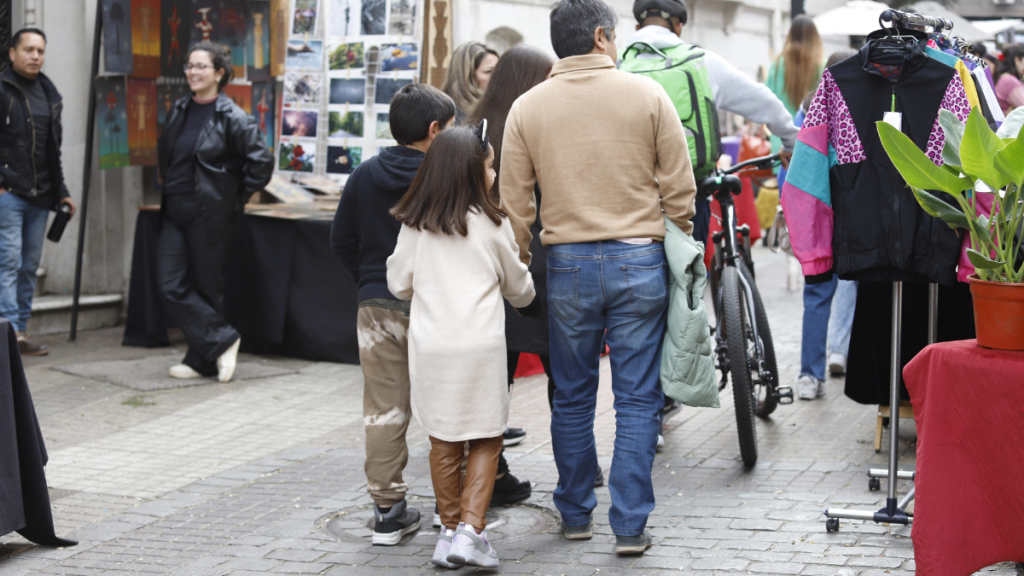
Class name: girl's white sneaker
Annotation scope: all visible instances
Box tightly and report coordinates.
[431,527,462,569]
[447,522,498,569]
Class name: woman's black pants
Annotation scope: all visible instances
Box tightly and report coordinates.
[157,194,240,376]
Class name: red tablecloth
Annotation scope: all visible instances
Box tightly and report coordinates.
[903,339,1024,576]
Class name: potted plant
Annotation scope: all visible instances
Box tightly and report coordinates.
[877,107,1024,350]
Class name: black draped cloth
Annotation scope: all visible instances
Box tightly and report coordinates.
[844,280,975,405]
[123,211,360,364]
[0,319,77,546]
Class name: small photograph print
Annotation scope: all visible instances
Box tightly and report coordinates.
[374,77,412,105]
[284,72,323,104]
[281,110,319,137]
[329,110,364,138]
[361,0,385,35]
[376,112,393,139]
[328,0,361,37]
[330,78,367,104]
[280,142,316,172]
[329,41,365,70]
[292,0,320,34]
[286,38,324,70]
[380,43,418,72]
[388,0,416,36]
[327,145,362,174]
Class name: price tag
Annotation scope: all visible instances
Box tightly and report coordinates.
[883,111,902,131]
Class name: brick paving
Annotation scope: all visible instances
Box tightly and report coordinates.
[1,246,1021,575]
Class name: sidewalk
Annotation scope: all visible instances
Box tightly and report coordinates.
[0,246,1019,576]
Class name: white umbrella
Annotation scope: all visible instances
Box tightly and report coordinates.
[972,19,1022,37]
[907,2,994,41]
[813,0,892,37]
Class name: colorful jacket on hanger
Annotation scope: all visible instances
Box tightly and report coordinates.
[781,33,972,286]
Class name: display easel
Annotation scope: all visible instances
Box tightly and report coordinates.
[823,9,951,531]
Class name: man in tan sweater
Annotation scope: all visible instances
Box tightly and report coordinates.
[498,0,696,557]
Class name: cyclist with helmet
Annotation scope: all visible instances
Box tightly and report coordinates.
[622,0,798,247]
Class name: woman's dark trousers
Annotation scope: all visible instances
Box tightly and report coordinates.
[158,194,240,376]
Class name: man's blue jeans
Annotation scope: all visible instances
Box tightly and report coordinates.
[547,240,667,537]
[801,275,857,380]
[0,192,49,332]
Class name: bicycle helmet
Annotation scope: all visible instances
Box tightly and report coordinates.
[633,0,687,26]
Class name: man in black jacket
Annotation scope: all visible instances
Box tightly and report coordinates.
[0,29,75,357]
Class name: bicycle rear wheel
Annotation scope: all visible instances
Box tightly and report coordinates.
[721,266,758,466]
[738,260,779,418]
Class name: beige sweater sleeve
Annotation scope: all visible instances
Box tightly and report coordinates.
[653,85,698,236]
[385,224,416,300]
[498,99,538,266]
[495,218,536,308]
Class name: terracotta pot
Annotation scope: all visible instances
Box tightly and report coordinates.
[969,274,1024,351]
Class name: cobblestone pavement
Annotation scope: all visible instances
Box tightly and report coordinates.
[1,246,1021,576]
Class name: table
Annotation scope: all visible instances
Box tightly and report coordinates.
[123,211,360,364]
[0,319,77,546]
[903,339,1024,575]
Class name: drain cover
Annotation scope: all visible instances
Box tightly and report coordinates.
[323,496,556,546]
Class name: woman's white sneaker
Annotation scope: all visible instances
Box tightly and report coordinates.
[431,527,462,569]
[216,338,241,382]
[447,522,498,569]
[169,364,202,379]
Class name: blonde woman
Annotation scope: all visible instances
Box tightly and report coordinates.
[441,42,499,123]
[766,15,824,117]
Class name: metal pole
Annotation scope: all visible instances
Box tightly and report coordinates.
[887,281,903,504]
[70,2,103,341]
[927,283,939,345]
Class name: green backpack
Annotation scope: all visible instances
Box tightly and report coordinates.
[620,42,721,179]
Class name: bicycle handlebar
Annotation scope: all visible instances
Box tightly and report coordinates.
[696,153,780,198]
[721,153,781,176]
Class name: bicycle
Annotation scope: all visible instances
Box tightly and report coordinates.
[698,153,793,466]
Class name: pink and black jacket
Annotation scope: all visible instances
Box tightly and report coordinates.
[781,35,972,286]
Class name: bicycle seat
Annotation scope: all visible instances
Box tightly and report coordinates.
[696,173,742,199]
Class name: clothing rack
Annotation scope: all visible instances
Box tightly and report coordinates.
[822,10,951,530]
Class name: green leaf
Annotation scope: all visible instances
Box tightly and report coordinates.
[961,107,1010,190]
[911,187,970,230]
[941,140,961,172]
[967,248,1005,269]
[938,109,964,164]
[993,133,1024,186]
[877,121,972,195]
[996,108,1024,139]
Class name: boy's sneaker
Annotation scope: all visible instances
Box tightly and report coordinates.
[431,527,462,569]
[490,472,532,506]
[797,374,825,400]
[562,519,594,540]
[503,427,527,446]
[432,504,442,528]
[447,522,499,569]
[828,353,847,376]
[371,500,421,545]
[615,529,653,555]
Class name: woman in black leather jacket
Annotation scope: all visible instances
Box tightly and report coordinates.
[157,41,273,382]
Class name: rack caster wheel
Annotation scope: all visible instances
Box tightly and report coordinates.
[868,477,881,491]
[825,518,840,533]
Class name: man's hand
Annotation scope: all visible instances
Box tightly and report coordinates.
[779,149,792,170]
[61,196,76,218]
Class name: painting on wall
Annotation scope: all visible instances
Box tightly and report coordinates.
[220,0,247,78]
[327,0,361,37]
[361,0,385,35]
[281,110,319,137]
[191,0,219,46]
[388,0,416,36]
[279,142,315,172]
[286,39,323,70]
[329,78,365,104]
[156,81,191,135]
[161,0,189,78]
[328,110,363,138]
[292,0,320,34]
[328,41,364,70]
[252,82,276,148]
[380,43,417,72]
[102,0,133,74]
[131,0,161,77]
[127,79,158,165]
[374,77,411,104]
[284,72,323,104]
[375,112,392,139]
[224,84,253,113]
[246,0,272,81]
[97,76,130,169]
[327,146,361,174]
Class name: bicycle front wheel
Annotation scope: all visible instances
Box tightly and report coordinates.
[721,266,758,466]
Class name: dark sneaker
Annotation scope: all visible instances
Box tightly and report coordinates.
[503,427,527,446]
[562,519,593,540]
[490,472,531,506]
[594,468,605,488]
[662,399,682,423]
[371,500,421,545]
[615,530,653,555]
[432,504,442,528]
[16,331,48,356]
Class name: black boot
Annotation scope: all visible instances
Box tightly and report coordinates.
[490,472,532,506]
